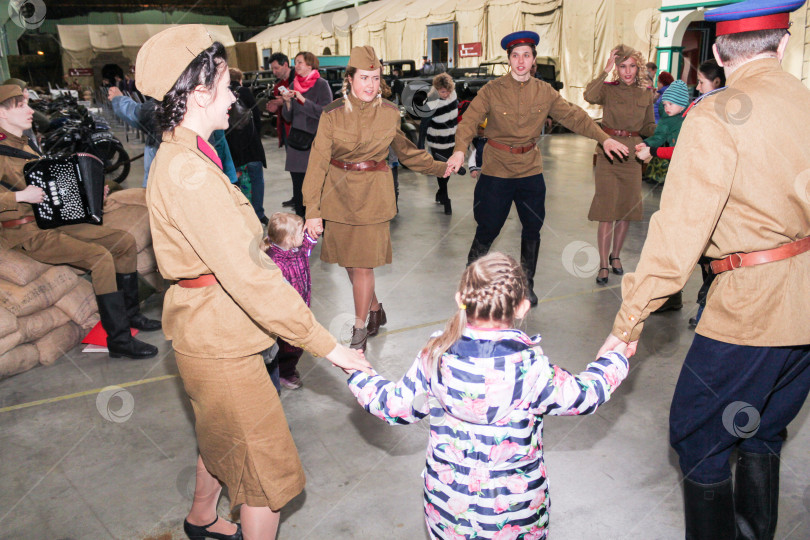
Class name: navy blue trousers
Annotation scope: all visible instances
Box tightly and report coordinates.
[669,334,810,483]
[472,173,546,244]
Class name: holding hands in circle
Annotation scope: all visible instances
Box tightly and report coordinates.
[304,217,324,239]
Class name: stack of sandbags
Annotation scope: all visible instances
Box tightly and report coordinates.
[103,187,162,290]
[0,248,99,378]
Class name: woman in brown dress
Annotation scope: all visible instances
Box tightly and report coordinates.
[303,46,452,351]
[136,26,370,539]
[584,45,656,285]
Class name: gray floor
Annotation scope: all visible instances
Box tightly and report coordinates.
[1,123,808,540]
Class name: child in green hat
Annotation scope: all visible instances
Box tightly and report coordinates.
[636,79,691,183]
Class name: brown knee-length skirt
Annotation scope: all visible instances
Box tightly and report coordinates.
[588,147,644,222]
[320,220,392,268]
[175,351,305,511]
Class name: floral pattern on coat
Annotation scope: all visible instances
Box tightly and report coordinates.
[348,327,628,539]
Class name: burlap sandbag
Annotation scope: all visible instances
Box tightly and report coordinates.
[103,205,152,252]
[0,343,39,379]
[0,266,79,317]
[0,247,50,286]
[55,279,98,331]
[0,306,17,338]
[35,321,82,366]
[0,330,23,356]
[17,305,71,342]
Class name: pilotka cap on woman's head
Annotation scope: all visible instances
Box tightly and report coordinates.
[348,46,381,71]
[135,24,215,100]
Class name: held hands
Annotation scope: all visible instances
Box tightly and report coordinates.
[326,343,373,374]
[597,333,638,360]
[635,144,652,163]
[604,47,619,74]
[304,218,324,239]
[107,86,123,100]
[445,151,465,176]
[471,170,480,179]
[15,185,44,204]
[602,138,629,161]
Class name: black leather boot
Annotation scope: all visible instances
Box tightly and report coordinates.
[520,238,540,306]
[116,273,161,331]
[466,238,492,266]
[735,450,779,540]
[683,477,736,540]
[96,291,158,359]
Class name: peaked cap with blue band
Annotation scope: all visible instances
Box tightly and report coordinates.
[501,31,540,51]
[705,0,805,36]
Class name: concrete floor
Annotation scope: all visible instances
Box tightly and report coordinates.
[1,122,808,540]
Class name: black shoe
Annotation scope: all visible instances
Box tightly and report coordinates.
[609,254,624,275]
[654,291,683,313]
[281,197,294,208]
[596,267,609,285]
[735,451,779,540]
[259,215,269,226]
[688,316,698,329]
[116,273,161,331]
[443,198,452,215]
[466,238,492,266]
[520,238,540,306]
[683,477,736,540]
[183,516,242,540]
[435,189,442,204]
[96,291,158,359]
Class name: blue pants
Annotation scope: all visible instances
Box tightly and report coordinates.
[669,334,810,483]
[472,173,546,244]
[245,161,266,221]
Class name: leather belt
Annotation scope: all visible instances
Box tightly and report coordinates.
[177,274,218,288]
[603,127,640,138]
[710,236,810,274]
[1,216,35,228]
[329,158,389,172]
[486,140,535,154]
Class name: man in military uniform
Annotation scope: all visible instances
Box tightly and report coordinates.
[597,1,810,538]
[0,85,160,359]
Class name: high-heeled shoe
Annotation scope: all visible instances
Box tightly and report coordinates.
[609,255,624,275]
[596,267,609,285]
[183,517,242,540]
[366,303,387,337]
[350,326,368,352]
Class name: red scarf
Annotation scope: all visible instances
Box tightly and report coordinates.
[294,69,321,94]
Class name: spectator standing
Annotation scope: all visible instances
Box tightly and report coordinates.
[266,53,296,208]
[425,73,458,215]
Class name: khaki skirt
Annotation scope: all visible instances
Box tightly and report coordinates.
[320,220,392,268]
[588,141,644,222]
[175,351,305,511]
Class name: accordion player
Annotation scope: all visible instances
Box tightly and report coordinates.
[23,152,106,229]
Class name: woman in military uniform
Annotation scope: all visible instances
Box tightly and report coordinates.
[447,31,629,305]
[303,46,452,351]
[136,26,369,539]
[584,45,656,285]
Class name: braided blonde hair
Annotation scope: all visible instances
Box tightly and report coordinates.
[421,252,527,371]
[341,66,383,113]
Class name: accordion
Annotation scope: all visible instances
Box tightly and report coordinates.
[23,153,105,229]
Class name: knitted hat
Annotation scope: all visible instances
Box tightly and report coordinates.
[661,80,690,107]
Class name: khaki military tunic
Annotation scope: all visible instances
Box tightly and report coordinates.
[453,74,610,178]
[613,58,810,347]
[303,93,446,267]
[584,73,656,222]
[0,129,135,294]
[147,126,336,509]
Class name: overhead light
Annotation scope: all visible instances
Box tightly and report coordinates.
[37,50,44,55]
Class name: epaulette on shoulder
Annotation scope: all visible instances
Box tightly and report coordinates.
[323,98,345,114]
[604,81,620,85]
[682,86,727,117]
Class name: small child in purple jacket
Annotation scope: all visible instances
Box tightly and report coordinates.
[265,212,317,389]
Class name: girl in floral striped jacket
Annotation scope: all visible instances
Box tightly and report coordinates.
[347,253,629,539]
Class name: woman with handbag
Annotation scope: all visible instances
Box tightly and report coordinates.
[282,51,332,218]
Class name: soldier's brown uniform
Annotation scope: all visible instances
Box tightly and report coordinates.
[0,129,136,295]
[584,72,656,222]
[147,126,336,509]
[303,93,446,268]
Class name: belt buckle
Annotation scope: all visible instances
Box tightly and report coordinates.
[729,253,744,269]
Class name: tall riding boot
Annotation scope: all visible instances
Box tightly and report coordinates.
[96,291,158,359]
[116,273,161,331]
[520,238,540,306]
[466,237,492,266]
[683,477,736,540]
[735,450,780,540]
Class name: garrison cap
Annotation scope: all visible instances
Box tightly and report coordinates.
[2,78,27,89]
[0,85,24,103]
[348,46,381,71]
[613,44,637,63]
[136,24,215,100]
[705,0,805,36]
[501,31,539,51]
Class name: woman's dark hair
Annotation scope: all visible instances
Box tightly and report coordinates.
[698,59,726,88]
[157,41,227,133]
[295,51,319,70]
[507,43,537,58]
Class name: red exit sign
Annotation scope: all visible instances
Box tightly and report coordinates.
[458,42,482,58]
